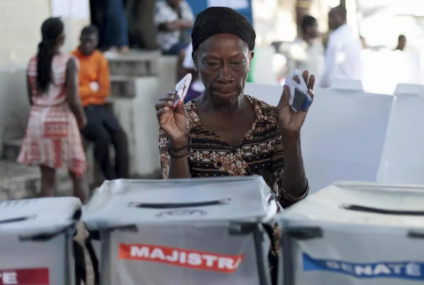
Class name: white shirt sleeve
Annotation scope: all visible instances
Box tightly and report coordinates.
[154,2,176,26]
[181,1,195,22]
[182,43,195,69]
[319,40,337,88]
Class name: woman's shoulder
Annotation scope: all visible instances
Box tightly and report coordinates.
[60,53,76,62]
[51,53,76,67]
[245,95,279,119]
[181,0,193,11]
[28,56,38,75]
[28,55,37,67]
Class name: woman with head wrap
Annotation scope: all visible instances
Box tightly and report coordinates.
[18,18,89,202]
[156,7,315,282]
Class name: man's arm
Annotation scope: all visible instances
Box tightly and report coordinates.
[319,41,337,88]
[154,2,192,32]
[158,20,192,31]
[95,55,111,98]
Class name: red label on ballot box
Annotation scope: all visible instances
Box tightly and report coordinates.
[0,268,49,285]
[119,243,244,273]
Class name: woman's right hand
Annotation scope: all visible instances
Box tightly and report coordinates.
[155,91,189,145]
[77,117,87,130]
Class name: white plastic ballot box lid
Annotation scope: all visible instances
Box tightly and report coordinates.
[279,181,424,229]
[0,197,81,236]
[83,176,277,230]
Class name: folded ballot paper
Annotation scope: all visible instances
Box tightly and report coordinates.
[285,70,312,112]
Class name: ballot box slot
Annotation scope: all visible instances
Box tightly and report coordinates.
[128,198,231,209]
[342,204,424,216]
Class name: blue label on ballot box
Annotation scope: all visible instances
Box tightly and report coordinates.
[303,253,424,281]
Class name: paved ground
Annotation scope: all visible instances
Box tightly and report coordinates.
[0,160,73,199]
[0,160,39,181]
[0,161,41,199]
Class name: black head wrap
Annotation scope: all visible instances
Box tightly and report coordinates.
[191,7,256,52]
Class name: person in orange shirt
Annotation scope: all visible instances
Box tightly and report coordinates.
[72,25,129,181]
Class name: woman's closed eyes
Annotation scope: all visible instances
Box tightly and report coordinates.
[205,61,220,67]
[203,59,246,70]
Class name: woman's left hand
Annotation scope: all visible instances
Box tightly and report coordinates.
[277,70,315,136]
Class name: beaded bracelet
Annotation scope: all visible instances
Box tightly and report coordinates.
[167,138,191,152]
[167,148,189,158]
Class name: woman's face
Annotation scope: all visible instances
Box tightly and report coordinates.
[195,34,253,102]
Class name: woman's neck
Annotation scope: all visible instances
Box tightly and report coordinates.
[198,92,244,116]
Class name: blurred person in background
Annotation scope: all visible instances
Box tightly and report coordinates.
[18,18,88,202]
[17,18,91,284]
[154,0,194,55]
[72,26,129,181]
[322,30,330,50]
[319,5,362,88]
[155,0,194,79]
[91,0,129,53]
[395,34,407,51]
[287,15,324,81]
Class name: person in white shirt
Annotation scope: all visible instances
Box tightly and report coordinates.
[181,43,204,103]
[319,5,362,88]
[287,15,324,81]
[154,0,194,55]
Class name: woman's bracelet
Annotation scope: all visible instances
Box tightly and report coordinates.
[167,138,191,152]
[167,148,189,158]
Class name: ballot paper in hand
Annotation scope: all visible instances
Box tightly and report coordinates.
[285,70,312,112]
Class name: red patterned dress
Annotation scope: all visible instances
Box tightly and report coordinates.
[18,53,86,176]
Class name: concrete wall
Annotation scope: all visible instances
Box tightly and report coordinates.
[0,0,50,66]
[62,17,91,53]
[0,0,89,63]
[0,68,30,154]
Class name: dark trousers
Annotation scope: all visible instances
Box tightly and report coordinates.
[92,0,129,49]
[81,105,129,180]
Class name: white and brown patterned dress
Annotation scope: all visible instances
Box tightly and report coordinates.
[158,95,309,271]
[18,53,86,176]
